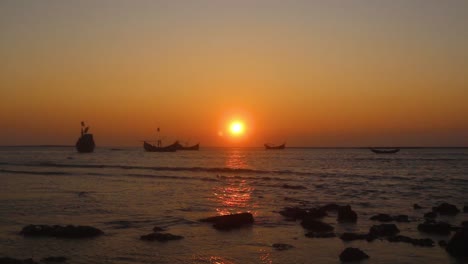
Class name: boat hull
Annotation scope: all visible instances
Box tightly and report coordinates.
[144,141,178,152]
[76,134,95,153]
[370,148,400,154]
[175,143,200,151]
[264,143,285,150]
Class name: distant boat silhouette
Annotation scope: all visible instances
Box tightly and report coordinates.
[143,127,178,152]
[76,122,95,153]
[143,141,178,152]
[264,143,286,150]
[370,148,400,154]
[175,142,200,151]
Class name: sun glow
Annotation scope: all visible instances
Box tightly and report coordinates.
[229,121,245,136]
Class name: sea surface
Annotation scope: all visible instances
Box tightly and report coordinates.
[0,147,467,264]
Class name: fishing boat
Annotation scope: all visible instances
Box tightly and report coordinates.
[143,141,178,152]
[264,143,286,150]
[175,142,200,151]
[143,127,179,152]
[370,148,400,154]
[76,122,95,153]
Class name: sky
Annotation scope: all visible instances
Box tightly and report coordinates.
[1,0,467,147]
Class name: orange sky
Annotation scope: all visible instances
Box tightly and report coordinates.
[1,1,467,147]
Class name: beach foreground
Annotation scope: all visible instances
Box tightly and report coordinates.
[0,147,467,263]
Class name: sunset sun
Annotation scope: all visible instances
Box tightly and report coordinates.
[229,121,245,136]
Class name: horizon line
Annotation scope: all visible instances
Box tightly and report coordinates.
[1,145,467,149]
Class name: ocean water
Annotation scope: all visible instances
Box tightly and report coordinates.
[0,147,467,264]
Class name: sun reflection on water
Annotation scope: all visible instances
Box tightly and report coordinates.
[212,150,256,215]
[213,179,254,215]
[191,255,236,264]
[225,149,248,169]
[259,249,273,264]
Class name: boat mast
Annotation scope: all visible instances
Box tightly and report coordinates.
[81,121,85,136]
[157,127,161,147]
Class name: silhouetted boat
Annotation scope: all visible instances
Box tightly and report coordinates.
[143,141,178,152]
[264,143,285,150]
[76,122,95,153]
[370,148,400,154]
[175,142,200,151]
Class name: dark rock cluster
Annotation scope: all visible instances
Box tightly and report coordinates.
[370,214,409,222]
[339,232,369,242]
[0,257,38,264]
[369,224,400,238]
[278,206,326,221]
[337,205,357,223]
[199,212,254,230]
[272,243,294,251]
[446,227,468,257]
[387,235,434,247]
[40,256,67,262]
[300,218,334,232]
[20,225,103,238]
[424,212,437,219]
[278,203,356,223]
[140,232,183,242]
[305,232,336,238]
[418,221,453,235]
[9,201,466,263]
[339,247,369,262]
[432,203,460,216]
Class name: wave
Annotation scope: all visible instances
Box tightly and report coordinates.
[0,161,315,176]
[0,168,293,184]
[0,169,70,175]
[351,157,467,162]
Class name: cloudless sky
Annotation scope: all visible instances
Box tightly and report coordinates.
[1,0,467,147]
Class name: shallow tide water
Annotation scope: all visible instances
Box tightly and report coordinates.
[0,147,467,263]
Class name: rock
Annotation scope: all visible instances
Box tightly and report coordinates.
[140,232,183,242]
[339,247,369,262]
[200,212,254,230]
[152,226,165,232]
[462,221,468,228]
[387,235,434,247]
[413,203,423,209]
[20,225,103,238]
[320,203,341,212]
[0,257,38,264]
[369,214,409,223]
[393,215,409,222]
[369,224,399,237]
[439,240,447,247]
[77,192,88,197]
[272,243,294,251]
[300,217,334,232]
[40,256,67,262]
[305,232,336,238]
[307,208,328,218]
[279,207,326,220]
[370,214,393,222]
[432,203,460,216]
[339,233,369,241]
[424,212,437,219]
[337,205,357,223]
[446,228,468,257]
[464,206,468,213]
[279,207,307,220]
[418,221,452,235]
[282,184,307,190]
